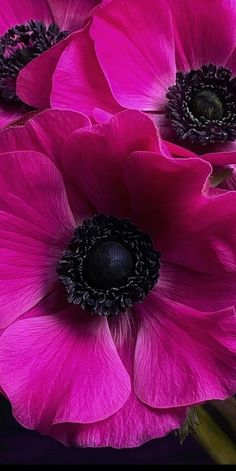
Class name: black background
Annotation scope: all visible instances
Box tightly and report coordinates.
[0,396,213,464]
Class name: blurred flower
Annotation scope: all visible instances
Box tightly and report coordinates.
[18,0,236,162]
[0,109,235,447]
[0,0,100,126]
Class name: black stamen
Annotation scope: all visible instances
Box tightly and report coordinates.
[0,20,68,106]
[166,64,236,145]
[57,215,160,317]
[190,90,224,121]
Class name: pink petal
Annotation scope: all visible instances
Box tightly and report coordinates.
[0,109,92,218]
[201,149,236,166]
[62,111,159,217]
[0,308,131,428]
[50,30,121,118]
[165,141,198,159]
[134,293,236,408]
[158,261,236,312]
[0,0,53,35]
[164,191,236,274]
[0,109,90,165]
[50,404,186,448]
[90,0,176,110]
[226,48,236,76]
[169,0,236,70]
[125,151,236,274]
[48,0,101,31]
[124,150,210,244]
[21,285,68,321]
[93,107,114,123]
[0,104,24,128]
[50,313,186,447]
[166,140,236,168]
[0,151,75,328]
[148,113,176,141]
[16,32,79,109]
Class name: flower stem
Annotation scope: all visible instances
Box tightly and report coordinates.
[194,406,236,464]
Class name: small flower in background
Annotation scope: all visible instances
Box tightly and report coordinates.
[0,0,100,127]
[81,0,236,152]
[0,109,235,448]
[17,0,236,162]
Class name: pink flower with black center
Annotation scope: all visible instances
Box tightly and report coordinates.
[17,0,236,164]
[0,109,235,448]
[0,0,100,126]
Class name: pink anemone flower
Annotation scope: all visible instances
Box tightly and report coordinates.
[0,109,235,448]
[17,0,236,165]
[0,0,100,127]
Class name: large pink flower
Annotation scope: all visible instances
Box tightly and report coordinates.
[0,109,235,448]
[0,0,100,127]
[18,0,236,164]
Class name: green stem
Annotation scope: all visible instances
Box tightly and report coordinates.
[194,407,236,464]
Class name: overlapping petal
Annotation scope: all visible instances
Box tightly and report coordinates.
[61,111,160,216]
[125,150,236,274]
[90,0,176,111]
[0,150,75,328]
[134,293,236,408]
[49,314,186,448]
[0,307,131,429]
[50,30,121,117]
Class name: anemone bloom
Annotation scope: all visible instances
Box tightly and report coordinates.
[0,0,100,126]
[17,0,236,162]
[0,109,235,448]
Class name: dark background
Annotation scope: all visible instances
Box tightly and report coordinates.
[0,396,213,465]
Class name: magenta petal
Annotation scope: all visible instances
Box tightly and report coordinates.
[51,30,121,118]
[134,293,236,408]
[0,0,53,35]
[48,0,101,31]
[164,190,236,274]
[125,151,236,274]
[16,33,77,108]
[124,150,211,243]
[158,261,236,312]
[62,111,159,216]
[165,141,236,166]
[49,313,186,447]
[0,151,75,328]
[169,0,236,70]
[91,0,176,110]
[0,109,90,165]
[0,109,92,218]
[0,105,24,128]
[0,309,131,428]
[165,141,198,159]
[201,149,236,165]
[226,48,236,76]
[50,405,186,448]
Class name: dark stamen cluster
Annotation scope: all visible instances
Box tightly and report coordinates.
[166,64,236,145]
[57,215,160,317]
[0,20,68,106]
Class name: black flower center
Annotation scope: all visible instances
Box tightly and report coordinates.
[190,90,224,121]
[57,215,160,317]
[166,64,236,145]
[84,241,134,289]
[0,20,68,107]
